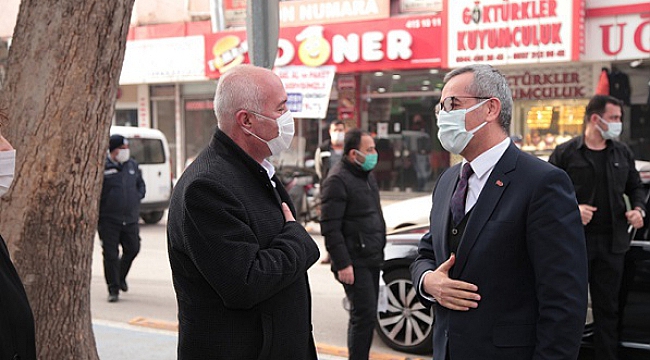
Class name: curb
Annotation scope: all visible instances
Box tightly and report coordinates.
[127,317,429,360]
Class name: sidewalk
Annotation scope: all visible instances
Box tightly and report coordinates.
[94,319,350,360]
[93,319,426,360]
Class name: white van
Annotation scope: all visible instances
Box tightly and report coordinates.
[110,126,172,224]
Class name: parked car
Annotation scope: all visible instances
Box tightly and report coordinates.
[110,126,173,224]
[382,195,431,232]
[375,222,650,356]
[381,159,650,232]
[376,224,432,354]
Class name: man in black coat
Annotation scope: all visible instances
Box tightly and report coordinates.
[320,128,386,360]
[0,119,36,360]
[167,64,320,360]
[549,95,646,360]
[98,134,146,302]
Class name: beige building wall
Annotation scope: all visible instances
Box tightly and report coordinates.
[0,0,211,38]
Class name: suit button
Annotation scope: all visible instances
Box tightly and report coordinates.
[452,228,458,235]
[13,354,21,360]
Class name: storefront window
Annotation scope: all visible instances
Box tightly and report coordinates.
[362,69,447,192]
[184,99,216,167]
[516,100,588,157]
[114,109,137,127]
[151,97,176,176]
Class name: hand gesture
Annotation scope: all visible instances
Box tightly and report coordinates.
[578,204,597,225]
[281,202,295,222]
[337,265,354,285]
[422,253,480,311]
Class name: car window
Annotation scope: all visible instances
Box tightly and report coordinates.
[128,138,165,165]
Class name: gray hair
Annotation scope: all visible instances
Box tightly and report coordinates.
[213,65,266,133]
[444,64,512,133]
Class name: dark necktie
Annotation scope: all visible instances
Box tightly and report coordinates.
[450,163,474,226]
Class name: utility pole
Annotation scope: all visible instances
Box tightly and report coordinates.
[246,0,279,69]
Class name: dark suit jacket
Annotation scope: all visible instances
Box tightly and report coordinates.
[0,235,36,360]
[167,130,320,360]
[411,143,588,360]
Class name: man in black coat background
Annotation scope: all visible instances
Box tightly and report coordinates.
[320,128,386,360]
[167,64,320,360]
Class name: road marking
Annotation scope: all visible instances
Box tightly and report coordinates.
[128,317,429,360]
[129,316,178,331]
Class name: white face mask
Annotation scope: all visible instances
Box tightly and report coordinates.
[244,110,295,156]
[331,131,345,145]
[437,99,489,154]
[115,148,131,163]
[597,116,622,140]
[0,149,16,197]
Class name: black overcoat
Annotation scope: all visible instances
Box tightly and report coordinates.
[0,234,36,360]
[167,129,320,360]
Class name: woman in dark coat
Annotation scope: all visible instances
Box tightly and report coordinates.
[0,234,37,360]
[0,111,37,360]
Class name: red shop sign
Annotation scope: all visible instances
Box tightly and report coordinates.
[203,14,443,78]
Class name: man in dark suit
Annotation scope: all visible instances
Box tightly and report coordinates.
[167,64,320,360]
[410,64,588,360]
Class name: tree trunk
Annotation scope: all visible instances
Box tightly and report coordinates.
[0,0,135,358]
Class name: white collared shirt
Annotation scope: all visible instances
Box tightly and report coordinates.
[417,137,511,303]
[261,159,277,187]
[462,137,511,214]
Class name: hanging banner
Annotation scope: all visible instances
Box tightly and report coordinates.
[442,0,585,67]
[274,65,336,119]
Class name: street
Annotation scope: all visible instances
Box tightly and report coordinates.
[90,216,420,359]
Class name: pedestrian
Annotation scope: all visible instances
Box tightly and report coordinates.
[0,109,36,360]
[316,120,347,264]
[410,64,588,360]
[549,94,646,360]
[98,134,145,303]
[320,128,386,360]
[167,64,320,360]
[315,119,346,186]
[411,114,432,192]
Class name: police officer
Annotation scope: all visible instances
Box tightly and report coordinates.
[98,134,145,302]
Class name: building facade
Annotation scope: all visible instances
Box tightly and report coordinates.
[2,0,648,191]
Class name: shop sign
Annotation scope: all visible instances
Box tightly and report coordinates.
[399,0,442,13]
[501,65,593,100]
[443,0,584,68]
[583,12,650,61]
[204,14,442,77]
[120,36,206,84]
[274,65,336,119]
[279,0,390,27]
[224,0,390,28]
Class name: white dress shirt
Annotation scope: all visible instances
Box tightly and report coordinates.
[418,137,511,302]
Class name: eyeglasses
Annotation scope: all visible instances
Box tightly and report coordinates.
[434,96,491,115]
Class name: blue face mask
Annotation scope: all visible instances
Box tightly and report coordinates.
[354,150,378,171]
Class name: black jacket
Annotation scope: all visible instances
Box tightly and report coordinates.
[549,135,646,253]
[0,235,36,360]
[167,130,320,360]
[320,158,386,271]
[99,157,146,225]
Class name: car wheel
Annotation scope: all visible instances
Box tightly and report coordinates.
[376,267,433,354]
[141,211,164,224]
